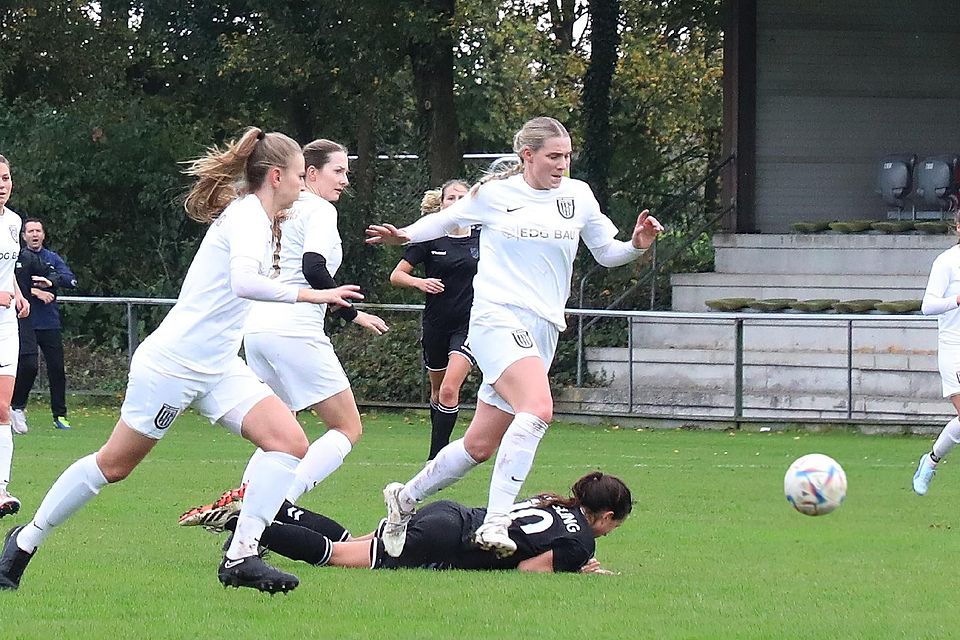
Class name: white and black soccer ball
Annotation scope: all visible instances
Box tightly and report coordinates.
[784,453,847,516]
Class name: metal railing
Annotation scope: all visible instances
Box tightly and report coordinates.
[575,154,737,385]
[54,297,942,425]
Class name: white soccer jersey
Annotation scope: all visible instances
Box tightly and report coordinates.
[246,191,342,337]
[142,194,279,373]
[404,175,634,330]
[922,244,960,346]
[0,207,22,337]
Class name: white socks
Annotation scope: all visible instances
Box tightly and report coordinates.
[16,453,108,553]
[227,450,299,559]
[932,417,960,461]
[0,423,11,492]
[485,412,548,521]
[401,438,479,507]
[241,431,353,504]
[285,430,352,503]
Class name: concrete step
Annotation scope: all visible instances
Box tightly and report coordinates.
[585,346,939,397]
[623,315,937,352]
[712,233,949,275]
[669,273,926,312]
[556,385,952,425]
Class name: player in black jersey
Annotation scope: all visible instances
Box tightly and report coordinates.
[390,180,479,459]
[196,471,632,574]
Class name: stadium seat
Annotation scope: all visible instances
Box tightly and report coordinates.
[877,153,916,219]
[915,154,960,219]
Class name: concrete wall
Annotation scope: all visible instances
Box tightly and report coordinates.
[755,1,960,232]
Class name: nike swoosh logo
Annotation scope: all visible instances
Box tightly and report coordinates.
[511,476,525,482]
[0,363,12,368]
[506,207,525,213]
[223,559,245,569]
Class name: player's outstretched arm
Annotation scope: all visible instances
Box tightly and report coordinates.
[353,310,389,335]
[365,224,410,245]
[516,551,556,573]
[298,284,363,308]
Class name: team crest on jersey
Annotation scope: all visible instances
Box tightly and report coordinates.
[153,403,180,430]
[556,197,575,219]
[512,330,534,349]
[470,247,479,259]
[8,225,17,242]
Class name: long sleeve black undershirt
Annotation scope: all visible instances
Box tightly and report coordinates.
[302,251,358,322]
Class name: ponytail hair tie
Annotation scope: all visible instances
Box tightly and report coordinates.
[256,130,265,141]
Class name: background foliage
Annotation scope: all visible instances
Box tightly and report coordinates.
[0,0,724,396]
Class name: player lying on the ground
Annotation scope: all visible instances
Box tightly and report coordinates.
[180,470,632,574]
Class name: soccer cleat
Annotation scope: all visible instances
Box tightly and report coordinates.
[10,409,27,435]
[178,485,245,532]
[0,525,34,590]
[217,554,298,594]
[381,482,415,557]
[474,517,517,558]
[0,491,20,518]
[913,453,937,496]
[53,416,71,430]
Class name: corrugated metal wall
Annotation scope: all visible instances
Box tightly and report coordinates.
[755,1,960,231]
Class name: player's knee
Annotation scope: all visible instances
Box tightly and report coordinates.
[463,438,495,462]
[438,385,460,408]
[334,422,362,445]
[262,429,309,458]
[96,456,135,483]
[521,401,553,424]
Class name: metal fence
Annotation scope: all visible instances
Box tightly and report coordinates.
[53,297,945,426]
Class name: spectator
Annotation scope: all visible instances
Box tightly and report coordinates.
[11,219,77,431]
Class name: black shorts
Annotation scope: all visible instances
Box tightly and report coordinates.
[17,317,37,356]
[421,327,476,371]
[374,500,471,570]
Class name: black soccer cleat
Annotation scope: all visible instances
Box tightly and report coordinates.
[0,525,34,591]
[217,554,298,594]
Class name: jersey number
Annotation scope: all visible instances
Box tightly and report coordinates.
[509,506,553,535]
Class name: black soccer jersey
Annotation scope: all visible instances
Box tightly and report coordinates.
[402,229,479,332]
[384,498,595,573]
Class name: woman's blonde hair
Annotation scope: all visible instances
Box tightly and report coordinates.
[420,179,469,215]
[183,127,301,224]
[471,116,569,195]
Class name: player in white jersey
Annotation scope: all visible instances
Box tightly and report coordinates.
[913,221,960,495]
[0,155,30,520]
[367,116,663,557]
[238,139,387,505]
[0,129,362,594]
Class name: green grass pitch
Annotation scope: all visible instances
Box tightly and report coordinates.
[3,406,960,639]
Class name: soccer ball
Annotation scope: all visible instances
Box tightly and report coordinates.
[784,453,847,516]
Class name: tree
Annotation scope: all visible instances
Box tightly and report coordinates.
[407,0,462,185]
[579,0,621,211]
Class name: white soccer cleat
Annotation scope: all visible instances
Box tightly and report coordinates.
[474,517,517,558]
[0,491,20,519]
[913,453,937,496]
[381,482,415,557]
[10,410,27,435]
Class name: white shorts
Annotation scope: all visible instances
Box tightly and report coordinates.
[467,304,558,415]
[120,345,273,440]
[939,345,960,398]
[244,332,350,412]
[0,329,18,377]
